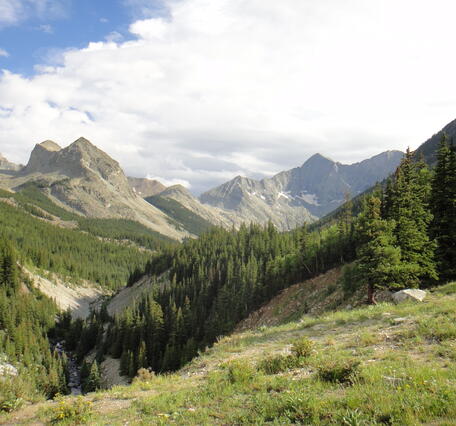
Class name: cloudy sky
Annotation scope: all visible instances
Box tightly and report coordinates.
[0,0,455,193]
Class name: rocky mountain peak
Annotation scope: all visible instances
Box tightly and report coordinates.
[128,177,166,198]
[70,137,96,152]
[39,140,61,152]
[302,153,334,166]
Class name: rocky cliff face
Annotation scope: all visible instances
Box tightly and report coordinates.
[127,177,166,198]
[5,138,189,240]
[200,150,404,227]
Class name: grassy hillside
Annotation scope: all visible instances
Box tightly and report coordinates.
[5,282,456,425]
[145,194,213,236]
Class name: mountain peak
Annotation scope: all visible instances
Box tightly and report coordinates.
[303,153,334,166]
[38,140,61,152]
[70,137,96,151]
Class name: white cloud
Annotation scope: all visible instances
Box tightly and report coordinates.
[0,48,9,57]
[1,0,456,194]
[0,0,68,27]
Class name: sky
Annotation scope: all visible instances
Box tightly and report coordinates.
[0,0,455,194]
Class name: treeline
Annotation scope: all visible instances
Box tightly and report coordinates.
[2,184,176,252]
[0,201,153,289]
[0,238,67,405]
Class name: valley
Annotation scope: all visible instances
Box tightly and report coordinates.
[0,118,455,425]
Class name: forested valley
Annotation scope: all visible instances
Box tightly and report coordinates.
[0,136,455,410]
[68,138,456,380]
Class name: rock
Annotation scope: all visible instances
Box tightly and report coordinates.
[0,362,18,377]
[392,289,427,304]
[392,317,409,324]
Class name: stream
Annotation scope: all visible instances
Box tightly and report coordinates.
[53,342,82,396]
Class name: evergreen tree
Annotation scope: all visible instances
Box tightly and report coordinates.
[387,148,437,286]
[356,197,403,304]
[83,361,101,393]
[431,135,456,280]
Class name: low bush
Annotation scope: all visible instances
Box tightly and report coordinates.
[223,360,256,384]
[46,396,93,424]
[291,337,313,358]
[257,354,303,375]
[0,393,24,413]
[317,359,360,384]
[133,368,156,383]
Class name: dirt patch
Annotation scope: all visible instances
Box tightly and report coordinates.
[108,274,155,316]
[101,357,129,388]
[23,268,108,319]
[236,266,363,331]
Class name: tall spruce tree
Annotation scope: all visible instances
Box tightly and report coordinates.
[431,135,456,280]
[387,148,437,287]
[356,196,403,304]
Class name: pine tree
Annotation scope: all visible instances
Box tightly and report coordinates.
[83,361,101,393]
[431,135,456,280]
[388,149,437,286]
[356,197,403,304]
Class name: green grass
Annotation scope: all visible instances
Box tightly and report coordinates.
[7,283,456,425]
[146,195,213,236]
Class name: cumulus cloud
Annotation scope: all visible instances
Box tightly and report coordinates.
[0,49,9,57]
[1,0,456,194]
[148,176,191,189]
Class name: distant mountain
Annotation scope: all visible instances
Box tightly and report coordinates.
[0,153,22,172]
[0,138,190,240]
[148,184,242,230]
[200,150,403,228]
[414,118,456,165]
[127,177,166,198]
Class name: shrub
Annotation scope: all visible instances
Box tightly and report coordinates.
[291,337,313,358]
[224,360,256,384]
[47,396,93,424]
[0,393,24,413]
[258,354,302,375]
[134,368,156,383]
[317,359,359,384]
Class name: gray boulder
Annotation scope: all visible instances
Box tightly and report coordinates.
[392,289,427,304]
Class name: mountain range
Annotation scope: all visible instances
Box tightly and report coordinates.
[8,127,454,236]
[0,139,403,236]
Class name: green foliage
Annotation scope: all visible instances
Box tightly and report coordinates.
[0,238,68,405]
[0,201,152,289]
[356,196,403,302]
[146,195,213,236]
[317,359,360,384]
[47,395,93,424]
[257,354,303,375]
[0,393,24,413]
[431,135,456,281]
[291,337,313,358]
[77,218,176,251]
[82,361,101,393]
[383,149,437,286]
[224,360,256,384]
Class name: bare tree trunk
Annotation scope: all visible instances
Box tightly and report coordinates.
[367,282,377,305]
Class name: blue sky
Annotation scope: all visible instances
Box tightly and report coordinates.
[0,0,166,75]
[1,0,456,194]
